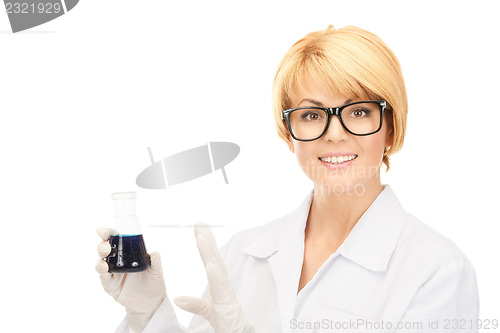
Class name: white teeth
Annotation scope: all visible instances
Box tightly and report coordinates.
[319,155,357,164]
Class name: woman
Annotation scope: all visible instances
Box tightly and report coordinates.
[96,25,479,333]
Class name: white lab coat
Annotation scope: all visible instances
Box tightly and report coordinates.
[116,184,479,333]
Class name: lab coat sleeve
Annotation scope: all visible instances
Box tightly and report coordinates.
[398,258,479,333]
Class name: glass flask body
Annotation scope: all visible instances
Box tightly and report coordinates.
[106,192,151,273]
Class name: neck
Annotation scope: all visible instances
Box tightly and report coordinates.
[306,177,384,245]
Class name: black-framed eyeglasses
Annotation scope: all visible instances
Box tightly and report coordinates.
[281,100,387,141]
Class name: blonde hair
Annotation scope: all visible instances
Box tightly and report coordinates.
[272,25,408,171]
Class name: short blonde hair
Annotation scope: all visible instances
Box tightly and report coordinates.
[272,25,408,171]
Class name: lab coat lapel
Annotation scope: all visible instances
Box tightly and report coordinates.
[338,184,405,271]
[267,231,305,332]
[243,191,313,332]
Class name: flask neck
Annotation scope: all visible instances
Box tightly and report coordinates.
[111,192,142,236]
[113,198,136,217]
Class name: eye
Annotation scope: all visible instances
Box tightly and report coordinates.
[301,111,323,121]
[348,108,370,118]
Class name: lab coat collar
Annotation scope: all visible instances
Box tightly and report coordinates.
[243,184,406,272]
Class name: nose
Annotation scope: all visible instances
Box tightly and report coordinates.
[322,115,349,142]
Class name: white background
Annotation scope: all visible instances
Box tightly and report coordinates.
[1,0,499,332]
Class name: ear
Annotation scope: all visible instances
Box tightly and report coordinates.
[286,137,295,154]
[384,112,394,147]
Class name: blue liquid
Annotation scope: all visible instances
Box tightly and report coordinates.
[106,234,151,273]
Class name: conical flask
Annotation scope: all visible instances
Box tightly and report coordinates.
[106,192,151,273]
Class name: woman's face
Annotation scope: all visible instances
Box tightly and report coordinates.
[287,74,394,195]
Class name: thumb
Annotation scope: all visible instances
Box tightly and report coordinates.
[174,296,211,317]
[148,252,163,274]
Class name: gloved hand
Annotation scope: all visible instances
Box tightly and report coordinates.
[173,223,254,333]
[96,228,167,333]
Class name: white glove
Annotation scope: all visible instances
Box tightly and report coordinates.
[173,223,254,333]
[96,228,167,333]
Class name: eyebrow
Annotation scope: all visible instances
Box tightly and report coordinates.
[298,98,353,107]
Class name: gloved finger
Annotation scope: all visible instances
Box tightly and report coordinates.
[97,240,111,258]
[195,231,237,303]
[146,251,164,279]
[96,227,110,241]
[95,259,109,274]
[194,223,228,276]
[99,271,125,299]
[196,234,231,287]
[205,262,237,305]
[195,233,215,269]
[174,296,211,317]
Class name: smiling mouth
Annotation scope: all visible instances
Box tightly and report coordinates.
[318,155,358,164]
